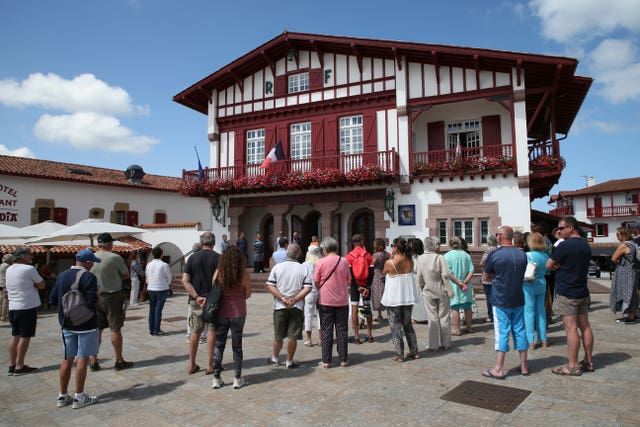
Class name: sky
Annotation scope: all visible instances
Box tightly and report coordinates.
[1,0,639,212]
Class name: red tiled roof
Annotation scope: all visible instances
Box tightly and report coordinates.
[554,177,640,199]
[0,236,150,255]
[140,222,202,229]
[0,155,182,192]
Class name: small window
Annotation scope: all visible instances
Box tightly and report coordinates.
[594,224,608,237]
[438,220,447,245]
[290,122,311,160]
[246,129,265,165]
[154,212,167,224]
[115,210,126,225]
[38,207,52,222]
[339,115,363,155]
[288,72,309,93]
[479,219,489,245]
[447,120,480,151]
[453,219,473,245]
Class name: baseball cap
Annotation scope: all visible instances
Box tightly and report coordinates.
[97,232,114,243]
[76,249,101,263]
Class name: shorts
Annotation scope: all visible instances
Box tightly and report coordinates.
[554,294,590,317]
[493,306,528,352]
[96,292,125,332]
[273,308,304,340]
[8,307,38,338]
[188,300,216,335]
[62,329,99,359]
[350,283,371,306]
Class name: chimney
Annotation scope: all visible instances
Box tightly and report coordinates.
[587,176,596,187]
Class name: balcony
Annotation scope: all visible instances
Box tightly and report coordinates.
[411,144,515,180]
[528,142,565,200]
[549,206,574,216]
[587,204,639,219]
[180,150,399,196]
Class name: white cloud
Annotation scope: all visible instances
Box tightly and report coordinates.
[588,38,640,103]
[34,112,159,154]
[0,72,149,116]
[589,38,636,71]
[0,144,36,158]
[529,0,640,43]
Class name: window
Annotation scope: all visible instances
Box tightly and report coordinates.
[594,223,608,237]
[453,219,473,245]
[288,72,309,93]
[290,122,311,160]
[447,120,480,151]
[438,220,447,245]
[246,129,265,165]
[115,210,126,225]
[38,207,52,222]
[479,219,489,245]
[154,211,167,224]
[339,115,363,155]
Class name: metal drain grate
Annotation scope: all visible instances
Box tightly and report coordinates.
[441,380,531,413]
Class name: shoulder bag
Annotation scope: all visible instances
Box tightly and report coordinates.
[202,270,222,325]
[524,252,537,282]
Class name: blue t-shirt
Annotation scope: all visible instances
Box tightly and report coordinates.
[483,246,527,308]
[49,267,98,330]
[550,237,591,299]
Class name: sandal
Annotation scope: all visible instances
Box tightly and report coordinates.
[188,364,200,375]
[304,340,313,347]
[578,360,595,373]
[551,365,582,376]
[349,337,362,344]
[451,330,462,336]
[406,353,421,360]
[366,336,375,343]
[392,356,405,362]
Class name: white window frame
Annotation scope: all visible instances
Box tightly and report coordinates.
[479,218,489,245]
[339,115,363,155]
[290,122,311,160]
[246,128,265,165]
[453,219,474,245]
[438,219,447,245]
[594,223,607,237]
[447,119,481,151]
[288,72,309,93]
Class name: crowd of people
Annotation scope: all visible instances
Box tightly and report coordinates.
[3,217,639,408]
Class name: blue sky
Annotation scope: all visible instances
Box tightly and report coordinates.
[1,0,638,212]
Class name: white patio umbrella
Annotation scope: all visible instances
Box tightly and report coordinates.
[27,218,144,247]
[19,220,67,238]
[0,223,23,239]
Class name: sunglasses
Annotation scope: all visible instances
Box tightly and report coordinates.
[557,226,568,230]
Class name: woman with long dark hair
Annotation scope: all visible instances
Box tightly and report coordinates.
[211,246,252,389]
[381,237,420,361]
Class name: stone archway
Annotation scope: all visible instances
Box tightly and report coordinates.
[349,209,375,252]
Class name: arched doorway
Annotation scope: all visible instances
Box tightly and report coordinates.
[350,209,375,252]
[260,214,274,261]
[302,210,321,248]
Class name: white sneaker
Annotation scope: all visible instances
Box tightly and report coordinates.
[212,377,224,389]
[72,395,98,409]
[233,377,246,389]
[56,394,73,408]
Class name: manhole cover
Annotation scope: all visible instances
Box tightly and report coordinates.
[441,380,531,413]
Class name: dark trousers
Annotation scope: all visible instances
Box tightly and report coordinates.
[148,290,168,334]
[254,260,264,273]
[318,304,349,364]
[483,284,493,321]
[214,316,246,378]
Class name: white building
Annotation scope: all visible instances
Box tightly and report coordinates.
[174,31,591,264]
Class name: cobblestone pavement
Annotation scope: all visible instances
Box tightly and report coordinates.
[0,277,638,426]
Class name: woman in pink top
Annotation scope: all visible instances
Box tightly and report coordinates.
[211,246,252,389]
[314,236,351,368]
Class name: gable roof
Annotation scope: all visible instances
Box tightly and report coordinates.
[552,177,640,200]
[0,155,181,192]
[174,31,591,139]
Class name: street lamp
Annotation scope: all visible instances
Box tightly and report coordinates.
[212,198,226,226]
[384,189,395,222]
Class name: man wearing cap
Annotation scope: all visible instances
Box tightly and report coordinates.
[89,233,132,371]
[5,247,45,375]
[48,250,101,409]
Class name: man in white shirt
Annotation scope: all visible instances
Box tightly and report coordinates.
[266,244,311,368]
[145,246,173,336]
[6,247,44,375]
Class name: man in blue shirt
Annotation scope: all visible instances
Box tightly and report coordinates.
[482,225,528,379]
[272,237,289,265]
[546,216,594,376]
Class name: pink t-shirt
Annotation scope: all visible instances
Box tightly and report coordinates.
[314,255,351,306]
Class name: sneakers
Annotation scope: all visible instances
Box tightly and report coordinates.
[56,394,73,408]
[267,356,280,366]
[72,395,98,409]
[233,377,246,389]
[89,362,101,372]
[286,361,302,369]
[212,377,224,389]
[8,366,14,376]
[616,317,637,323]
[13,365,38,375]
[114,360,134,371]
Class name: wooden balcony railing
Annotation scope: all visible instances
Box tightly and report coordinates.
[549,206,574,216]
[411,144,515,176]
[528,141,565,171]
[587,204,639,218]
[181,150,399,196]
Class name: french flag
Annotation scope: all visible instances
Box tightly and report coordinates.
[260,140,286,169]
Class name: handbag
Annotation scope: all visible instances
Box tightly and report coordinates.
[437,255,455,298]
[202,271,222,324]
[524,253,537,282]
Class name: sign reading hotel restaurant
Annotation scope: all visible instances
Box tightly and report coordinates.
[0,184,18,223]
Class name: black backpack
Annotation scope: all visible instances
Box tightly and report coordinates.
[61,270,94,327]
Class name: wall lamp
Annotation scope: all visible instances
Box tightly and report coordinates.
[212,197,226,226]
[384,189,395,222]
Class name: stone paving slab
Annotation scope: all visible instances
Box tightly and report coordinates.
[0,277,638,426]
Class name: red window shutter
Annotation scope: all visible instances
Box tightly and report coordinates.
[53,207,68,225]
[482,115,501,146]
[309,69,323,90]
[127,211,139,227]
[275,75,287,97]
[363,112,378,164]
[311,119,325,168]
[326,116,339,169]
[427,121,445,151]
[632,193,639,204]
[154,212,167,224]
[234,130,245,175]
[603,224,608,236]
